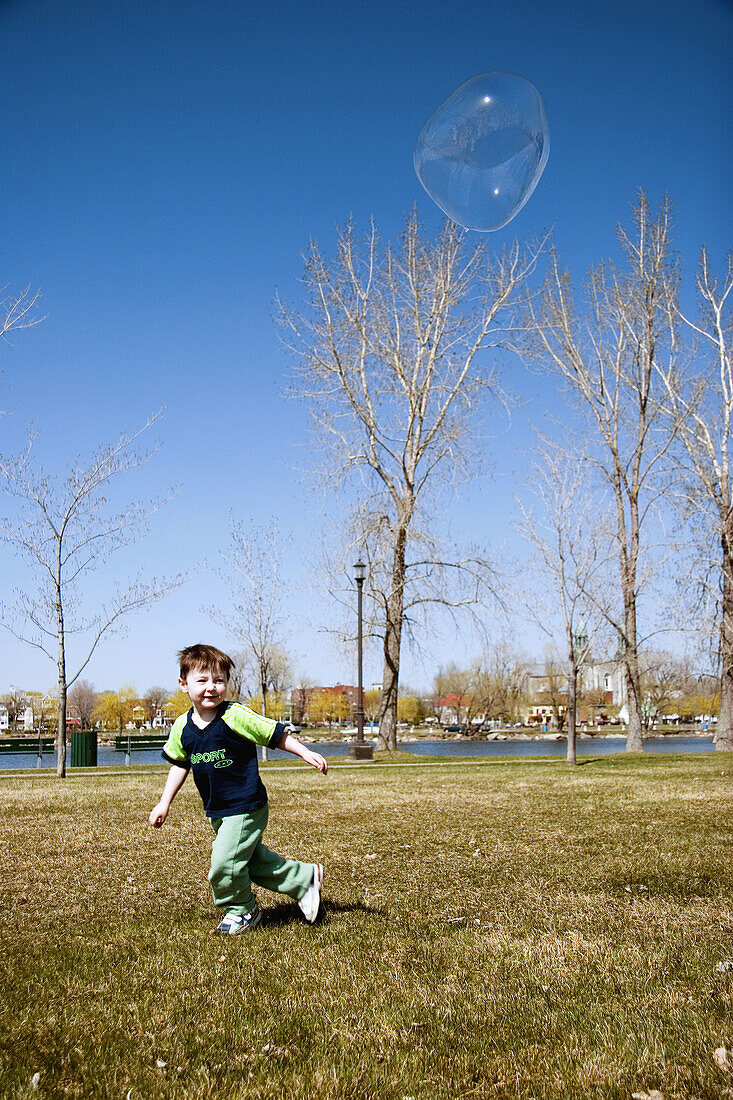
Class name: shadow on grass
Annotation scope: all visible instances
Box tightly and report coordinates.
[261,898,384,928]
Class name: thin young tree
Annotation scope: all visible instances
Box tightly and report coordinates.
[212,520,293,757]
[516,443,608,764]
[525,194,682,751]
[654,249,733,750]
[214,520,291,709]
[0,415,181,776]
[280,211,545,749]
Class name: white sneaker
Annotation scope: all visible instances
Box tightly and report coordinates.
[298,863,323,923]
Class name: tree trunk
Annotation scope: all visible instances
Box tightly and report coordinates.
[621,574,644,752]
[55,579,67,778]
[566,644,577,767]
[624,648,644,751]
[377,525,407,751]
[717,531,733,751]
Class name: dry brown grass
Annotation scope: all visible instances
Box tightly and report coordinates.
[0,753,732,1098]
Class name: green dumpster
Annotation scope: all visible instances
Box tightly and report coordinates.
[70,728,97,767]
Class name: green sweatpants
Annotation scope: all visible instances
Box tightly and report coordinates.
[208,804,313,917]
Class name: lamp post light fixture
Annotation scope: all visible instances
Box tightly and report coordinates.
[349,558,373,761]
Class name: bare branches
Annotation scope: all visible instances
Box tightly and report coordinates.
[0,414,182,775]
[517,441,610,643]
[523,193,682,750]
[212,518,292,719]
[1,285,44,342]
[280,211,543,747]
[515,438,616,761]
[0,415,176,628]
[434,645,528,731]
[0,284,44,416]
[65,574,182,690]
[280,212,545,500]
[653,246,733,749]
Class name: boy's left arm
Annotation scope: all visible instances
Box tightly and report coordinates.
[223,705,327,772]
[279,728,328,774]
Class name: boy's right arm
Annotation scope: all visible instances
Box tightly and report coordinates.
[149,764,189,827]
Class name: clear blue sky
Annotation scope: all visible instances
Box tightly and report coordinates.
[1,0,731,696]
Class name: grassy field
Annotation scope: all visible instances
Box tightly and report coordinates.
[1,754,732,1099]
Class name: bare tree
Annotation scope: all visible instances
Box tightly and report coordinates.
[525,194,682,751]
[226,652,249,703]
[540,651,568,732]
[291,675,315,726]
[280,211,545,749]
[654,249,733,751]
[433,662,476,730]
[476,644,528,726]
[213,520,292,707]
[363,687,381,728]
[67,679,98,730]
[0,415,182,776]
[213,520,293,757]
[638,649,685,730]
[143,685,170,724]
[516,443,609,764]
[434,645,528,734]
[0,687,28,729]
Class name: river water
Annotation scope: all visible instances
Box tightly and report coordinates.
[0,735,717,770]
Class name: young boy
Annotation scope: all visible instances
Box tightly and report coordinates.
[148,643,327,934]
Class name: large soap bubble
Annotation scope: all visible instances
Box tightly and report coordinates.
[414,72,549,232]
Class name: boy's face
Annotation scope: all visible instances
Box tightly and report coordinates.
[179,664,228,711]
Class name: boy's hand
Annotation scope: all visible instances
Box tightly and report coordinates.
[303,749,328,775]
[279,732,328,773]
[148,803,169,827]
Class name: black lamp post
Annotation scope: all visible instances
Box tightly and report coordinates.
[349,558,373,761]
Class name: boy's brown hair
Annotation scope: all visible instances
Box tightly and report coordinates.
[178,643,234,681]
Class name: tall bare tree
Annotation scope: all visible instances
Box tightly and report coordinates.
[525,194,681,751]
[0,415,181,776]
[280,211,544,749]
[654,249,733,751]
[516,442,609,764]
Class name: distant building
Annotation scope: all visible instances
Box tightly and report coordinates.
[0,706,8,731]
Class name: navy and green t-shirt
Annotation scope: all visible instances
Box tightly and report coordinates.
[162,701,285,818]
